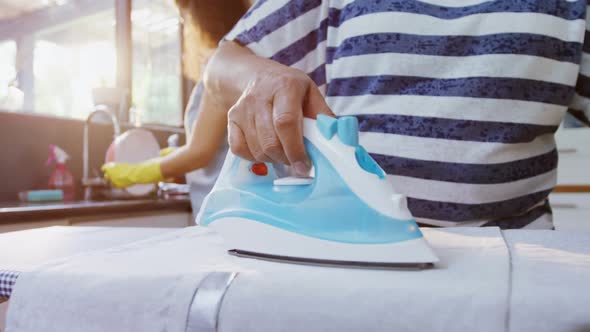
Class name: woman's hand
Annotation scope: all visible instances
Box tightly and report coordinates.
[228,66,333,175]
[101,161,163,188]
[205,42,334,176]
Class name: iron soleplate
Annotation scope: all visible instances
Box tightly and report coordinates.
[228,249,435,270]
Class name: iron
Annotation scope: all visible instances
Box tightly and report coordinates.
[196,115,438,269]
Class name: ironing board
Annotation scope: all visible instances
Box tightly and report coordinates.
[1,226,590,332]
[0,227,177,301]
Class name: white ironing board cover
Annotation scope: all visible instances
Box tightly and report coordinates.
[219,227,510,332]
[5,227,239,332]
[5,227,512,332]
[504,230,590,332]
[0,226,175,300]
[3,227,590,332]
[0,226,174,271]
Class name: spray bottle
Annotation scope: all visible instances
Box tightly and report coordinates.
[47,144,75,201]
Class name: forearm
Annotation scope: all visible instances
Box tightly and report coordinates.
[160,88,228,178]
[159,145,206,178]
[203,41,254,108]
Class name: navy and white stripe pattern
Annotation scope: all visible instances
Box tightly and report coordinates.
[0,270,19,299]
[227,0,589,229]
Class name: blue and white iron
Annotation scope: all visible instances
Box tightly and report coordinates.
[196,115,438,269]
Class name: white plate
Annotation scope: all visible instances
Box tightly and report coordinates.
[110,128,160,197]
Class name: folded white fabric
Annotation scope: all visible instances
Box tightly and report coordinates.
[219,227,510,332]
[504,230,590,332]
[6,227,511,332]
[0,226,174,271]
[5,227,240,332]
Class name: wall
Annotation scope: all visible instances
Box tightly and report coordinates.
[0,111,185,202]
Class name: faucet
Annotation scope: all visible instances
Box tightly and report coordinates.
[82,105,121,200]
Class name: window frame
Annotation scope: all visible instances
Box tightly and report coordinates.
[117,0,188,127]
[0,0,188,128]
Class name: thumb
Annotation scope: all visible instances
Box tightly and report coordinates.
[303,84,335,119]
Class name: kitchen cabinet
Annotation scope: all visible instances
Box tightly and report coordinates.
[0,212,191,235]
[0,199,192,234]
[70,211,192,228]
[552,127,590,231]
[0,220,69,234]
[555,127,590,188]
[550,193,590,232]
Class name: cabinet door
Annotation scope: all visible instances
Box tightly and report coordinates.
[550,193,590,231]
[70,212,191,228]
[555,127,590,186]
[0,220,69,234]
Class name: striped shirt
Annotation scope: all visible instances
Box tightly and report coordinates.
[226,0,590,229]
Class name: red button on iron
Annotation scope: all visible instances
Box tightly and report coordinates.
[251,162,268,176]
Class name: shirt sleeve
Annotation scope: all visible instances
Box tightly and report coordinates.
[224,0,329,86]
[568,3,590,127]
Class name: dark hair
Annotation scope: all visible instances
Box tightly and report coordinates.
[176,0,251,79]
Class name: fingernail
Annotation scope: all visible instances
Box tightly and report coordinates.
[293,161,310,176]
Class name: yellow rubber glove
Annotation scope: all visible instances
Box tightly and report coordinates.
[159,147,177,157]
[101,160,164,189]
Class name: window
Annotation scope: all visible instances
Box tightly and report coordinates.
[0,41,19,111]
[0,2,116,119]
[131,0,182,126]
[0,0,185,127]
[32,9,116,119]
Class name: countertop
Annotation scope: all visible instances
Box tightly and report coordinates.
[0,197,192,223]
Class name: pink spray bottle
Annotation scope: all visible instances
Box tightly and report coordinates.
[47,144,76,201]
